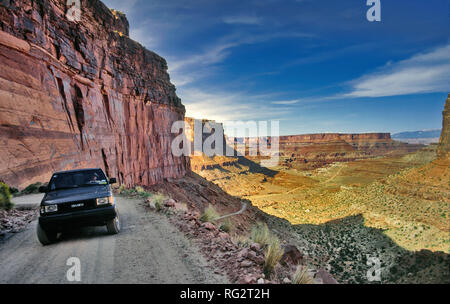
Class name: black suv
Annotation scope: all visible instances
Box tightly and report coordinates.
[37,168,120,245]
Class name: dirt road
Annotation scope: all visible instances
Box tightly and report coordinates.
[0,196,228,284]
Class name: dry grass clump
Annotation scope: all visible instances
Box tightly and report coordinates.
[250,222,270,246]
[263,235,284,278]
[219,219,232,232]
[199,204,219,223]
[292,265,315,284]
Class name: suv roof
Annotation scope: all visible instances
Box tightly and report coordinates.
[53,168,104,175]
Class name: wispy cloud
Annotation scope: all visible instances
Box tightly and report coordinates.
[168,31,313,87]
[345,44,450,98]
[223,15,262,25]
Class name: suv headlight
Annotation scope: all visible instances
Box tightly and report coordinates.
[40,204,58,214]
[97,196,114,206]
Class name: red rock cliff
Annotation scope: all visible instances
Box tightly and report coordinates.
[437,94,450,159]
[0,0,189,188]
[279,133,392,144]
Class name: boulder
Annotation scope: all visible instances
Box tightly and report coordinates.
[280,244,304,266]
[315,268,338,284]
[164,199,176,208]
[250,243,261,252]
[201,222,216,231]
[240,260,253,267]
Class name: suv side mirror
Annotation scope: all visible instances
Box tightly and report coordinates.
[38,186,48,193]
[109,178,117,184]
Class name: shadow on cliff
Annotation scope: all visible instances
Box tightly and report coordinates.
[224,143,279,177]
[236,156,278,177]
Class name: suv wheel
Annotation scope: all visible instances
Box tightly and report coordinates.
[106,214,120,234]
[37,223,58,245]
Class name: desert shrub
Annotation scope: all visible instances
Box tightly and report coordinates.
[117,184,127,194]
[250,222,270,246]
[121,189,133,196]
[134,186,152,199]
[292,265,315,284]
[0,182,13,210]
[263,235,284,278]
[152,193,166,211]
[135,186,145,193]
[140,192,152,199]
[21,182,42,195]
[9,187,19,196]
[219,219,232,232]
[199,204,219,223]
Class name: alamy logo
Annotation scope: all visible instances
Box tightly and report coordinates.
[171,120,280,168]
[66,257,81,282]
[366,255,382,282]
[366,0,381,22]
[66,0,81,22]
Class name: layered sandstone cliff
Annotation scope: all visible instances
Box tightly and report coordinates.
[437,94,450,159]
[277,133,423,169]
[0,0,189,188]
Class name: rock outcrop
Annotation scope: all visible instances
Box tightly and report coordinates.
[437,94,450,159]
[0,0,189,188]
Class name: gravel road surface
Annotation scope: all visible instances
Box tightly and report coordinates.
[0,195,228,284]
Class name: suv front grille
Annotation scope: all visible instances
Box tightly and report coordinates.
[57,199,97,214]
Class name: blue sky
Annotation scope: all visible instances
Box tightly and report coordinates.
[103,0,450,135]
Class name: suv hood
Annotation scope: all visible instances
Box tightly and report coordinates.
[42,185,111,205]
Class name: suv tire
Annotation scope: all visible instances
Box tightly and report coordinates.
[37,223,57,245]
[106,213,120,234]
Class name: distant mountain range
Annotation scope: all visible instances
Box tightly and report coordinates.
[392,129,441,145]
[392,129,441,139]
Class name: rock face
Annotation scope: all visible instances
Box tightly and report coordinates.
[0,0,189,188]
[437,94,450,159]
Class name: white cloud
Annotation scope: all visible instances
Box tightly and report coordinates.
[345,44,450,98]
[180,88,290,122]
[223,15,262,25]
[271,99,302,105]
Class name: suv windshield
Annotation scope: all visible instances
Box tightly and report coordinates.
[48,169,108,191]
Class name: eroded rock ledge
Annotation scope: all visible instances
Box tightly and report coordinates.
[0,0,189,188]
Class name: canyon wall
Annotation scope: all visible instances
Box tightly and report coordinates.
[0,0,189,188]
[279,133,392,144]
[277,132,423,169]
[437,94,450,159]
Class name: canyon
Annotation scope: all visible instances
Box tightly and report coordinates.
[0,0,189,189]
[191,98,449,283]
[0,0,448,285]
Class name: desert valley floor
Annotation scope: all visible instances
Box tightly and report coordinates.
[192,144,449,283]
